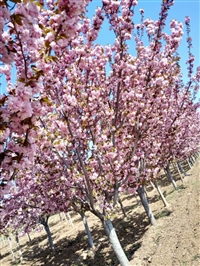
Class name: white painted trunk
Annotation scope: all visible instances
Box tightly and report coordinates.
[174,161,184,182]
[191,155,196,163]
[188,156,194,166]
[186,158,192,169]
[150,181,155,189]
[64,212,74,228]
[137,186,157,226]
[165,165,178,190]
[44,224,55,253]
[15,234,23,262]
[81,212,94,248]
[7,236,16,260]
[59,213,62,221]
[103,219,130,266]
[177,161,187,176]
[190,155,195,165]
[155,181,169,207]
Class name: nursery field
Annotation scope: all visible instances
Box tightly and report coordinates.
[1,1,200,266]
[0,160,200,266]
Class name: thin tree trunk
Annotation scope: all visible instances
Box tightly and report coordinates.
[165,165,178,190]
[186,158,192,169]
[7,236,16,260]
[64,212,74,228]
[40,216,56,254]
[177,161,187,176]
[118,197,127,218]
[44,224,56,254]
[26,232,32,242]
[190,155,196,165]
[171,161,176,172]
[154,181,169,207]
[150,181,155,189]
[137,186,157,226]
[174,160,184,182]
[59,213,62,221]
[80,212,94,249]
[15,233,23,262]
[188,156,194,166]
[193,152,197,159]
[102,219,130,266]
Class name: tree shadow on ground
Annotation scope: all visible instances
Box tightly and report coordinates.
[85,212,148,266]
[21,230,89,266]
[2,210,150,266]
[1,161,193,265]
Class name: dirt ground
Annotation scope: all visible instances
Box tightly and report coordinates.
[0,158,199,266]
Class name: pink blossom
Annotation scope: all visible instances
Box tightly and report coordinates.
[185,16,190,24]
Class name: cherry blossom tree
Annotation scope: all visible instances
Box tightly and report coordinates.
[0,0,91,184]
[1,0,200,265]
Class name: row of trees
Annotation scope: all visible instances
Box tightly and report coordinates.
[1,155,199,264]
[1,0,200,265]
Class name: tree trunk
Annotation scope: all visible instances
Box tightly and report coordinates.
[59,213,62,221]
[164,165,178,190]
[150,181,155,189]
[102,219,130,266]
[154,181,169,207]
[26,232,32,242]
[39,216,55,253]
[193,152,197,159]
[188,156,194,166]
[7,236,16,260]
[80,212,94,249]
[64,212,74,228]
[190,155,195,165]
[171,161,176,172]
[177,161,187,176]
[15,233,23,262]
[186,158,192,169]
[174,160,184,182]
[44,224,55,254]
[137,186,157,226]
[118,197,127,218]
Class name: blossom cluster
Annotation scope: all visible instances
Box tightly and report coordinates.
[0,0,199,240]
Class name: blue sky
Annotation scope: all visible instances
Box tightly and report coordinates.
[87,0,200,99]
[1,0,199,99]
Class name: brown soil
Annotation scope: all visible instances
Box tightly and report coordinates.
[0,159,199,266]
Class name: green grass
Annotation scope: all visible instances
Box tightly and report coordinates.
[156,209,171,219]
[178,184,186,190]
[193,254,200,260]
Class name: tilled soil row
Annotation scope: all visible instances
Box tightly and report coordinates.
[130,160,200,266]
